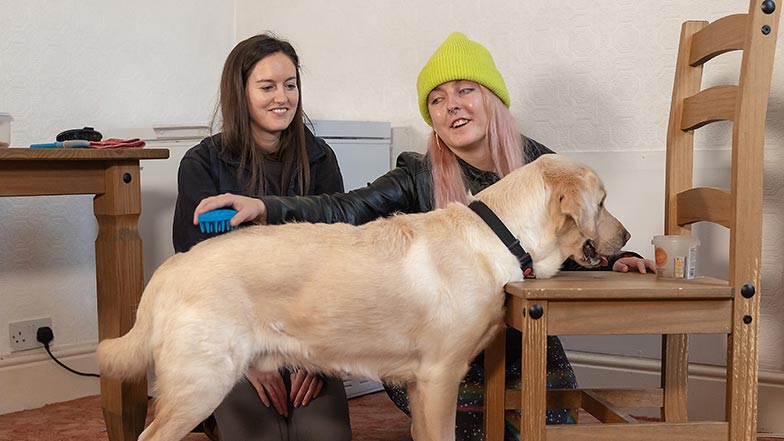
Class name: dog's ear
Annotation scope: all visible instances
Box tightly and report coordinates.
[541,155,601,239]
[558,181,599,240]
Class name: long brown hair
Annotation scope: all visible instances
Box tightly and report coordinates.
[428,86,523,209]
[215,33,310,197]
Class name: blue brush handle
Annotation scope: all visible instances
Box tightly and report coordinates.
[198,209,239,234]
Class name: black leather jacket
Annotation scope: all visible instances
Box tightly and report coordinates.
[262,137,555,225]
[261,136,637,270]
[173,130,344,253]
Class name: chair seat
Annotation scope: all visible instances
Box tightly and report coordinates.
[504,272,733,336]
[505,271,732,300]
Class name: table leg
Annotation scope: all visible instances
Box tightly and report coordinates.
[94,163,148,441]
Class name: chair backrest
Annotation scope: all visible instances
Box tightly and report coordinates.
[664,2,780,425]
[665,0,780,289]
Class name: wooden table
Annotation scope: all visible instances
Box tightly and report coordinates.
[0,148,169,441]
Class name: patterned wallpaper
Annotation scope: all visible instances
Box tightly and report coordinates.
[0,1,233,355]
[236,0,784,372]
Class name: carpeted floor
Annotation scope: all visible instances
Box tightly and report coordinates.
[0,392,410,441]
[0,391,781,441]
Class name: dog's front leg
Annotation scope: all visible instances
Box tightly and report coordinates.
[407,369,464,441]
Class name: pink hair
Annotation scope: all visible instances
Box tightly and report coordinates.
[428,86,524,209]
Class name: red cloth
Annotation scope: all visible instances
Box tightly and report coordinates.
[89,138,146,149]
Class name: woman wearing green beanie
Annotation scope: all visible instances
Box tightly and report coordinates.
[193,32,655,440]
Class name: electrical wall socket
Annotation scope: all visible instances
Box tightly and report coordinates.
[9,317,52,352]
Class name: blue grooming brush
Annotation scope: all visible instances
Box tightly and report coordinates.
[198,209,238,234]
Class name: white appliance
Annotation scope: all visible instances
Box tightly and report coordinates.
[110,120,391,399]
[308,119,391,191]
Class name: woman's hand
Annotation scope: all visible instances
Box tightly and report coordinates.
[193,193,267,227]
[246,368,288,417]
[613,256,657,274]
[289,370,324,408]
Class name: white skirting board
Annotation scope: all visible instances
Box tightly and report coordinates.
[0,344,385,415]
[3,346,782,434]
[0,343,100,415]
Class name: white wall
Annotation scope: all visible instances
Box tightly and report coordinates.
[235,0,784,431]
[0,0,233,411]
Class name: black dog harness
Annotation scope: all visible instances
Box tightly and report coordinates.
[468,200,535,279]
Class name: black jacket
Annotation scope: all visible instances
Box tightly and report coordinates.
[261,136,635,270]
[262,137,555,225]
[173,129,344,253]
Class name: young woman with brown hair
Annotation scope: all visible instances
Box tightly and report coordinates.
[173,33,351,441]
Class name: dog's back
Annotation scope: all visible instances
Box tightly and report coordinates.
[98,207,494,376]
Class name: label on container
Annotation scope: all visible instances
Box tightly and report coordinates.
[674,256,685,278]
[655,247,667,267]
[688,247,697,279]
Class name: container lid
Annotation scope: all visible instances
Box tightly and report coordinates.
[0,113,12,121]
[651,235,700,246]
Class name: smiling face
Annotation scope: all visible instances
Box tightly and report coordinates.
[426,80,490,156]
[245,52,299,153]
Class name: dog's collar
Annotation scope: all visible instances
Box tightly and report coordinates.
[468,200,535,279]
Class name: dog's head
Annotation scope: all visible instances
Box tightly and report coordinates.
[538,155,629,269]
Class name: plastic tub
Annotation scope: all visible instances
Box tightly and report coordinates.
[0,113,12,148]
[652,235,700,279]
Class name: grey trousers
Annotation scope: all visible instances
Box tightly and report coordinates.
[213,371,352,441]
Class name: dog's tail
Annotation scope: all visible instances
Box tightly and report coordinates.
[96,300,152,382]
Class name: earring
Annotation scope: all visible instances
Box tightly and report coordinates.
[434,132,443,151]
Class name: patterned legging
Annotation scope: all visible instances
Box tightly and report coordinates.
[385,328,578,441]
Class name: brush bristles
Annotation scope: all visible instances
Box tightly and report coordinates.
[197,209,239,235]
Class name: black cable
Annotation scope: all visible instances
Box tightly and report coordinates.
[37,326,100,378]
[42,343,100,378]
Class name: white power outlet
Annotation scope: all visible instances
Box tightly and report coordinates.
[9,317,52,352]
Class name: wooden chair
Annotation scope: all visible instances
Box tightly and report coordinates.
[483,0,781,440]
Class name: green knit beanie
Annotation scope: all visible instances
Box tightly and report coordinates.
[416,32,510,126]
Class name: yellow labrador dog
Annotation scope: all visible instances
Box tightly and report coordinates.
[98,154,629,441]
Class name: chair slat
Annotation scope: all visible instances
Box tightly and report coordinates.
[535,389,664,410]
[546,422,728,441]
[589,388,663,409]
[689,14,747,66]
[676,187,732,228]
[582,390,639,424]
[680,85,738,131]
